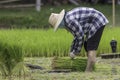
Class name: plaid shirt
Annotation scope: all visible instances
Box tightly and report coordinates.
[64,7,109,54]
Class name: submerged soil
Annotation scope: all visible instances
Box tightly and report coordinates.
[1,57,120,80]
[24,57,120,80]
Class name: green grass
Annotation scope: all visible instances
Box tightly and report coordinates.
[0,27,120,57]
[0,4,120,28]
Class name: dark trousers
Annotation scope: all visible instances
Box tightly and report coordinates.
[84,26,105,52]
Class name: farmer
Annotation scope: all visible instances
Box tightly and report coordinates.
[48,7,109,72]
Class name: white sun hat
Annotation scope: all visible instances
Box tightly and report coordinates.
[49,9,65,32]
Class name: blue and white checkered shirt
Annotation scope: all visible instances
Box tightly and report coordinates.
[64,7,109,54]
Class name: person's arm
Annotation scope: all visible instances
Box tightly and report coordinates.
[68,20,84,54]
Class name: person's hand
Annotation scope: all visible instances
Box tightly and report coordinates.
[69,52,76,59]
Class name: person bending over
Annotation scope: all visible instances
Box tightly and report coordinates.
[48,7,109,72]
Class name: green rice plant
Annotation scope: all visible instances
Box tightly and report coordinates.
[52,57,95,72]
[0,41,25,79]
[0,27,120,57]
[98,27,120,56]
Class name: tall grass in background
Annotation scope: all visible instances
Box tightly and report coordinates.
[0,27,120,57]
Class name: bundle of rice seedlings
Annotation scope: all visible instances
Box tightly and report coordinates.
[0,41,26,79]
[52,57,95,72]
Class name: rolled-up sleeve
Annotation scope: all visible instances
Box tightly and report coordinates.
[67,20,84,54]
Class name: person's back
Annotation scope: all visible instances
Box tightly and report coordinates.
[66,7,108,28]
[65,7,109,39]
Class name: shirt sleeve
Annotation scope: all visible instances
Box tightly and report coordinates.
[67,19,84,54]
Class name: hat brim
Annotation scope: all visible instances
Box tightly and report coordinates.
[54,9,65,32]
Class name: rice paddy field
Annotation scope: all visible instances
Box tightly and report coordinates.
[0,4,120,80]
[0,26,120,80]
[1,57,120,80]
[0,27,120,57]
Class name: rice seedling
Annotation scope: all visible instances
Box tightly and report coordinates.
[0,27,119,57]
[0,40,26,80]
[51,57,91,72]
